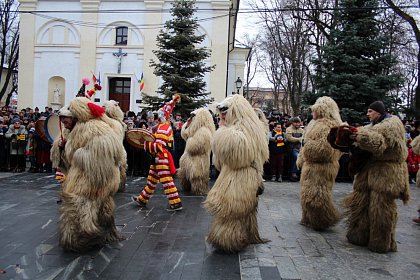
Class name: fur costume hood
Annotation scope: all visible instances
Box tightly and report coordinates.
[298,97,342,169]
[69,97,104,122]
[215,95,269,167]
[181,108,215,140]
[213,94,269,172]
[103,100,127,137]
[104,100,124,122]
[310,96,342,124]
[69,97,117,129]
[411,135,420,155]
[254,108,269,133]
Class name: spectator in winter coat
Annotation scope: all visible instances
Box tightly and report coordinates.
[268,123,286,182]
[5,118,28,172]
[407,139,420,184]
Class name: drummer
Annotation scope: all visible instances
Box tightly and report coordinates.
[59,107,77,132]
[131,95,183,211]
[51,105,76,185]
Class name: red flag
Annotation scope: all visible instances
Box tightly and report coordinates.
[92,74,97,83]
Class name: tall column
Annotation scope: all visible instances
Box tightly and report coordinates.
[143,0,165,96]
[18,0,38,109]
[79,0,100,80]
[211,0,231,103]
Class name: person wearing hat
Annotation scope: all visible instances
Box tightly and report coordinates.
[342,100,410,253]
[172,112,185,168]
[5,117,28,172]
[410,120,420,139]
[50,105,76,182]
[27,127,38,172]
[131,94,183,211]
[146,111,157,132]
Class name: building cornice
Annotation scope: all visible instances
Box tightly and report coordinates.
[19,0,38,11]
[80,0,100,10]
[144,0,165,9]
[211,0,232,9]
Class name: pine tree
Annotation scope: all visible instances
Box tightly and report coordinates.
[142,0,214,117]
[312,0,402,124]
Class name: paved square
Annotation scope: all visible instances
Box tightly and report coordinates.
[0,172,419,279]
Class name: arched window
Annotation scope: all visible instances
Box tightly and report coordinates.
[116,26,128,45]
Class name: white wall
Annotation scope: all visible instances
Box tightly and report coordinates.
[19,0,238,113]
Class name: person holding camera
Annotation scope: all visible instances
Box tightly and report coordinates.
[5,118,28,172]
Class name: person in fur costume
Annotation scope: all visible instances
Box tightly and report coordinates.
[296,96,343,230]
[50,105,74,180]
[104,100,128,192]
[343,101,409,253]
[204,94,269,253]
[178,108,216,195]
[411,136,420,223]
[58,97,126,252]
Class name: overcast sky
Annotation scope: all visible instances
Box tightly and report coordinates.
[234,0,420,89]
[235,0,271,88]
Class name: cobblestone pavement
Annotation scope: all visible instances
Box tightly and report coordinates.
[245,179,420,280]
[0,172,419,280]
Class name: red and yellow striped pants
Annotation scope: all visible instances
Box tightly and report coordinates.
[137,156,181,206]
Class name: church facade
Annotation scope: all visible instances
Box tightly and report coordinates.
[18,0,249,113]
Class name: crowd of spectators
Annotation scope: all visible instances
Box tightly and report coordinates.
[1,104,419,184]
[0,106,55,172]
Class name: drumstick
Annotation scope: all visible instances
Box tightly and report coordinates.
[59,119,63,141]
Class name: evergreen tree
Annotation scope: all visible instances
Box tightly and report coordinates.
[312,0,402,123]
[142,0,214,117]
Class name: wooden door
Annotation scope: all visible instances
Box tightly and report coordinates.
[109,77,131,112]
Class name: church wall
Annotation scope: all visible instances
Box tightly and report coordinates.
[18,0,238,114]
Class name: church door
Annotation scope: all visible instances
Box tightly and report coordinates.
[109,77,131,112]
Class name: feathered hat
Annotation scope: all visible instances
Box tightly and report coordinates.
[160,94,181,120]
[77,77,90,97]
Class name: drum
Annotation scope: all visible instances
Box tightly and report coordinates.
[35,118,49,142]
[126,129,155,149]
[44,114,61,143]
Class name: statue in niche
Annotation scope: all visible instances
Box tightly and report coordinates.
[53,85,61,104]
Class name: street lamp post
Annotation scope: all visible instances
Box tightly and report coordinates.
[235,77,242,95]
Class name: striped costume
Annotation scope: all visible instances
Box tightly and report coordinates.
[136,121,181,206]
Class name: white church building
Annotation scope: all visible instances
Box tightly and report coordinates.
[18,0,249,113]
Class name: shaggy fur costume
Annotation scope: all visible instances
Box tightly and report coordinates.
[343,115,409,253]
[178,108,215,195]
[412,136,420,188]
[204,95,269,253]
[104,100,128,192]
[297,96,343,230]
[254,108,269,195]
[59,97,125,252]
[51,128,71,174]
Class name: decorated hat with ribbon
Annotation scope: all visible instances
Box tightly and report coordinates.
[77,77,90,97]
[160,94,181,120]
